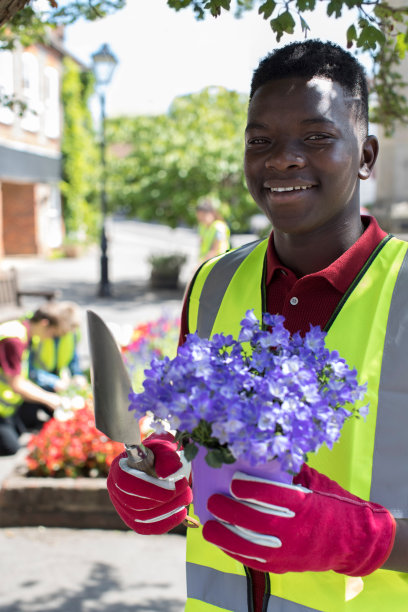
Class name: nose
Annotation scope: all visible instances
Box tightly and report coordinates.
[265,140,306,171]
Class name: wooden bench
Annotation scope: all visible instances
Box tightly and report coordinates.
[0,267,59,322]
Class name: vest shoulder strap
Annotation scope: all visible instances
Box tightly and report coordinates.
[188,239,265,337]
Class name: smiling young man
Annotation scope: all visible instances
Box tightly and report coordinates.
[107,41,408,610]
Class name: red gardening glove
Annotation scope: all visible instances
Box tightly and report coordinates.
[203,467,396,576]
[107,433,192,535]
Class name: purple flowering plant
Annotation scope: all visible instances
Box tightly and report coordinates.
[129,310,368,474]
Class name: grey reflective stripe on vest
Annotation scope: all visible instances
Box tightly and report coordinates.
[371,247,408,518]
[266,595,320,611]
[186,562,249,612]
[197,240,262,338]
[186,563,319,611]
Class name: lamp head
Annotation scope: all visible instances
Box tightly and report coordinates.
[91,43,118,87]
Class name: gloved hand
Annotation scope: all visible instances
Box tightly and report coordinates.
[107,433,193,534]
[203,465,396,576]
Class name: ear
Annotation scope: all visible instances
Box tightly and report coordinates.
[358,135,378,180]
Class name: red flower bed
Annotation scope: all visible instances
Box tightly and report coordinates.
[25,405,124,478]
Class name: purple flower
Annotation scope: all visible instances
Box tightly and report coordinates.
[129,309,369,472]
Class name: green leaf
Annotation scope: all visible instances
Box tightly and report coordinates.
[344,0,360,8]
[396,32,408,60]
[205,448,225,468]
[183,442,199,462]
[259,0,276,20]
[296,0,315,11]
[204,447,236,467]
[346,24,357,44]
[357,25,386,51]
[327,0,343,19]
[270,10,296,40]
[299,15,310,34]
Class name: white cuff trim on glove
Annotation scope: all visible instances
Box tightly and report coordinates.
[132,505,186,524]
[232,471,311,492]
[119,451,191,492]
[224,523,282,548]
[239,499,295,518]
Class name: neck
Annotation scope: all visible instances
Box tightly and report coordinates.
[273,215,365,277]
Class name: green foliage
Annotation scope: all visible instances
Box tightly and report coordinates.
[2,0,408,132]
[370,35,408,136]
[60,57,100,240]
[148,253,188,273]
[165,0,408,133]
[0,2,125,49]
[106,87,258,232]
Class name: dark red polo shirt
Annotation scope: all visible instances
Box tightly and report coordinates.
[179,214,387,610]
[0,321,29,377]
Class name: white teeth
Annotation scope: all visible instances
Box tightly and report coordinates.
[270,185,312,192]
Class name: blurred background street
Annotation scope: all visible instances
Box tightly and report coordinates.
[2,217,200,368]
[0,217,254,612]
[3,217,254,365]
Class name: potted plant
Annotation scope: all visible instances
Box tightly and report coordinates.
[148,253,187,289]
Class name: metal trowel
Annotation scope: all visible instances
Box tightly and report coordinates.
[87,310,198,526]
[86,309,156,475]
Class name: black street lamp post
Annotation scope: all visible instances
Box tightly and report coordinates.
[91,43,118,297]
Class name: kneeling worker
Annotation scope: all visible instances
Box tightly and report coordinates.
[0,301,79,456]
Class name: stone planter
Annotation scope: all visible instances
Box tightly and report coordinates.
[148,254,187,290]
[0,462,186,533]
[0,463,125,530]
[150,269,180,289]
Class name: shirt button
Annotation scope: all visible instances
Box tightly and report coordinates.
[290,297,299,306]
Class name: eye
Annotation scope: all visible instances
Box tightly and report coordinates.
[246,136,269,146]
[306,133,334,142]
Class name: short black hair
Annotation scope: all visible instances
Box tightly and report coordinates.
[250,40,368,134]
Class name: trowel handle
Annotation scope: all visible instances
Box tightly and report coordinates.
[125,443,157,477]
[123,445,200,529]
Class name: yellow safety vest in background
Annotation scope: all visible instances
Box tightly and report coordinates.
[185,235,408,611]
[0,320,28,418]
[199,220,230,261]
[30,331,77,374]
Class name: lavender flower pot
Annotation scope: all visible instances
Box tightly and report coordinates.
[191,445,293,524]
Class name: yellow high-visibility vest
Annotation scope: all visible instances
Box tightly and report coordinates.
[199,220,230,260]
[185,235,408,611]
[0,320,28,418]
[30,331,77,374]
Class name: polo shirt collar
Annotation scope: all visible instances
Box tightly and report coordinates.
[266,215,388,293]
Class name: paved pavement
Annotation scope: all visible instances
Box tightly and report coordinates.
[0,218,255,612]
[0,527,187,612]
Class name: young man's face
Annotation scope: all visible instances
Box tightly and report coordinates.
[244,76,377,236]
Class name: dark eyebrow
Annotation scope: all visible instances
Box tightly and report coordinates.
[245,117,337,132]
[245,122,268,132]
[300,117,336,127]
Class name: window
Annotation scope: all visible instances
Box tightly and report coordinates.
[44,66,60,139]
[0,50,14,125]
[21,51,40,132]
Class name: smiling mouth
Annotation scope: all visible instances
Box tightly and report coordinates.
[269,185,314,193]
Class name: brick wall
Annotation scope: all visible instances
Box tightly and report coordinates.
[2,182,38,255]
